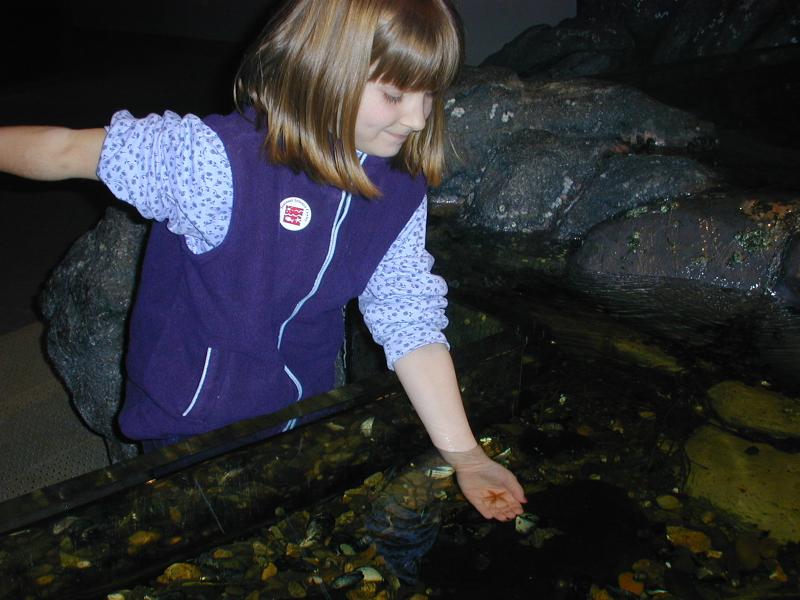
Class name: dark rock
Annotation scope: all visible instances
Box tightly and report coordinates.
[565,188,800,382]
[653,0,785,63]
[490,0,798,85]
[482,20,636,79]
[777,232,800,305]
[459,129,604,233]
[539,50,625,81]
[39,205,147,462]
[748,3,800,49]
[577,0,683,49]
[556,154,717,239]
[570,189,792,292]
[432,68,716,237]
[503,77,714,147]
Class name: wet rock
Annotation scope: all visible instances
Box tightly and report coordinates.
[653,0,786,63]
[655,495,682,511]
[559,190,800,387]
[556,154,716,240]
[577,0,681,49]
[459,130,604,233]
[665,525,713,554]
[617,571,644,596]
[157,562,203,583]
[749,3,800,49]
[490,1,798,81]
[482,20,636,80]
[432,67,716,235]
[684,425,800,543]
[39,205,146,462]
[776,232,800,304]
[570,189,793,293]
[611,338,683,373]
[707,381,800,439]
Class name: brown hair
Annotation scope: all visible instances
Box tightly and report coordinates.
[234,0,463,198]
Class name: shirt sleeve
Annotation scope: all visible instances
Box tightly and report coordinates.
[358,196,450,370]
[96,110,233,254]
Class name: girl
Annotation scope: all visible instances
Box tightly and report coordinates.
[0,0,525,521]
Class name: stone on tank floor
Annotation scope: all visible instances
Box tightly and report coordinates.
[685,425,800,544]
[707,380,800,439]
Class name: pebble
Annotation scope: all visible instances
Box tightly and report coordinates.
[618,571,644,596]
[261,562,278,581]
[655,495,682,511]
[767,559,788,583]
[128,530,161,546]
[35,574,55,586]
[158,562,202,583]
[288,580,307,597]
[665,525,712,554]
[358,566,384,582]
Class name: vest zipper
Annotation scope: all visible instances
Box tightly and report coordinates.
[278,154,367,431]
[183,347,213,416]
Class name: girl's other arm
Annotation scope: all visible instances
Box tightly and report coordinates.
[394,343,527,521]
[0,126,106,181]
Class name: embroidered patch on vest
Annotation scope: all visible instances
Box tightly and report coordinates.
[279,197,312,231]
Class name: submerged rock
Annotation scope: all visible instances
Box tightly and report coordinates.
[707,381,800,439]
[570,189,793,293]
[684,425,800,543]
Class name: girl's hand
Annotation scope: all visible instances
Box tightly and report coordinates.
[438,446,527,521]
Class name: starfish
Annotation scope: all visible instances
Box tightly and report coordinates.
[484,490,507,506]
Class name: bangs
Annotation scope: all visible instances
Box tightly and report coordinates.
[369,0,463,92]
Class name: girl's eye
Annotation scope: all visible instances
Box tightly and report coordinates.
[383,92,403,105]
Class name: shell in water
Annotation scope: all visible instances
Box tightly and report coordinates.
[425,465,455,479]
[360,417,375,438]
[358,566,384,582]
[515,512,539,534]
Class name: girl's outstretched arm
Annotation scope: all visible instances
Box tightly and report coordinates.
[394,342,527,521]
[0,126,106,181]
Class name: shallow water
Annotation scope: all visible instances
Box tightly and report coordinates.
[13,287,798,599]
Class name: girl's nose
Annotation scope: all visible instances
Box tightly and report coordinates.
[401,93,429,132]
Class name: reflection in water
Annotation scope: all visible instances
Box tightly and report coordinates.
[365,455,446,584]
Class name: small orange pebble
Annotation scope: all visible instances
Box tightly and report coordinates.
[666,525,712,554]
[618,571,644,596]
[128,530,161,546]
[576,424,594,437]
[35,574,55,586]
[261,562,278,582]
[632,558,665,581]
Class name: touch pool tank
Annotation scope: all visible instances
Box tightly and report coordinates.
[0,301,524,599]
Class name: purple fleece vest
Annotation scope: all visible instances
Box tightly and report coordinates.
[119,111,424,440]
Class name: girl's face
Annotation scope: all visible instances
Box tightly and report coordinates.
[354,80,434,157]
